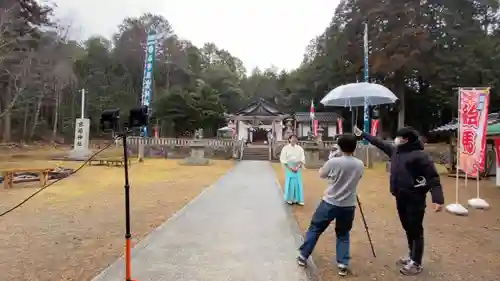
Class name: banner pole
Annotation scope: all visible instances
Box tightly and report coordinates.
[455,88,461,203]
[362,22,370,143]
[476,172,480,197]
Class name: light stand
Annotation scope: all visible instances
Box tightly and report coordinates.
[100,106,148,281]
[121,129,134,281]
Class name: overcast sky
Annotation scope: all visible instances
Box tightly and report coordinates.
[48,0,339,71]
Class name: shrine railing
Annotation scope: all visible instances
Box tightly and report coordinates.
[126,137,236,148]
[273,140,337,149]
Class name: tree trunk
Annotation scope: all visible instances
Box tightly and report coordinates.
[71,88,76,135]
[2,86,12,142]
[30,92,44,140]
[22,102,29,140]
[52,89,60,140]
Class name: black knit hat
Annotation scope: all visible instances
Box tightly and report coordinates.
[395,127,419,143]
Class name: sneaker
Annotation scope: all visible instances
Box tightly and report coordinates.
[400,260,422,276]
[286,201,293,205]
[297,255,307,267]
[338,264,349,276]
[396,256,411,267]
[297,202,305,206]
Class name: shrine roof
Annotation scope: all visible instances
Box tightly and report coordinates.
[234,98,287,117]
[430,113,500,133]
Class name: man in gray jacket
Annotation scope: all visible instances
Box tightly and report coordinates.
[297,134,364,276]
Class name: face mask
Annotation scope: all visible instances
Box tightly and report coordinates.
[394,137,405,146]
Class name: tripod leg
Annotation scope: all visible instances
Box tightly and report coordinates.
[356,196,376,258]
[125,237,132,280]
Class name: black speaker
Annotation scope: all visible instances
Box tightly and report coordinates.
[100,109,120,132]
[128,106,148,128]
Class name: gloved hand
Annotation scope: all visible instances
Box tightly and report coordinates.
[353,126,363,137]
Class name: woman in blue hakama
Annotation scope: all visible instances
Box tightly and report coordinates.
[280,134,305,205]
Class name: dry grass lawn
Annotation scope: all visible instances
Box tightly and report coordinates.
[274,163,500,281]
[0,157,234,281]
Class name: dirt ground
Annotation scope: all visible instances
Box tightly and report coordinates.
[274,163,500,281]
[0,157,234,281]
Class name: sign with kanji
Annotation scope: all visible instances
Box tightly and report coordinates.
[73,118,90,152]
[458,88,490,176]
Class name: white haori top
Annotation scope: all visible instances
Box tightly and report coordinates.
[280,144,305,165]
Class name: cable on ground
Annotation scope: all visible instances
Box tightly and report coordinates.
[0,141,117,217]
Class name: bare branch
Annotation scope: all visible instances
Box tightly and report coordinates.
[0,50,36,118]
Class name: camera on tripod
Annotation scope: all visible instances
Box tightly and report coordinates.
[98,107,150,281]
[99,106,149,133]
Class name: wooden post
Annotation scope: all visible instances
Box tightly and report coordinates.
[448,134,455,172]
[235,119,239,140]
[3,172,13,189]
[40,171,48,186]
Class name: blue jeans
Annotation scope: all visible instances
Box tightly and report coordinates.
[299,200,355,266]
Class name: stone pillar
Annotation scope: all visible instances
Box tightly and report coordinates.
[276,120,283,141]
[354,144,374,168]
[138,138,145,163]
[68,118,92,160]
[285,121,293,139]
[365,145,374,168]
[232,140,238,159]
[316,127,324,143]
[303,141,323,169]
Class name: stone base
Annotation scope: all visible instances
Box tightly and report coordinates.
[66,149,93,160]
[180,157,211,166]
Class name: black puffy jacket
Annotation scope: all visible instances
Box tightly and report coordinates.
[362,132,445,205]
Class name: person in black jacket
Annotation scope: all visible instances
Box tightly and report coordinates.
[353,126,444,276]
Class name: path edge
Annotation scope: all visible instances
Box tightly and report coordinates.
[91,161,241,281]
[271,164,322,281]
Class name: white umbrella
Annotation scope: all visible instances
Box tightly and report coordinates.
[320,82,398,107]
[218,126,233,132]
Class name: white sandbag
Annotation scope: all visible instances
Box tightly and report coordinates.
[446,203,469,216]
[468,198,490,209]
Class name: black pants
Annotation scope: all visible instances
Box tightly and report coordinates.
[396,196,425,265]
